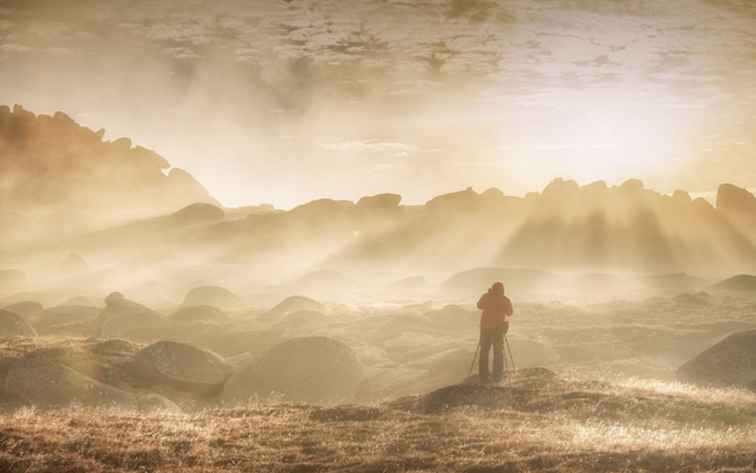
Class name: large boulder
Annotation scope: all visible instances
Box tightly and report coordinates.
[268,295,324,317]
[3,358,175,410]
[710,275,756,294]
[182,286,241,309]
[2,301,43,321]
[274,310,329,332]
[678,330,756,388]
[131,341,232,395]
[0,309,37,338]
[170,305,229,324]
[34,305,100,336]
[223,337,363,404]
[95,292,166,339]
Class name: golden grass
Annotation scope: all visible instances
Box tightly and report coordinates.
[2,388,756,473]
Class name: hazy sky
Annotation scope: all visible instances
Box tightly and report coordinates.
[1,0,755,207]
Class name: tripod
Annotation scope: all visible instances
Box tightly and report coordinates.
[468,335,517,381]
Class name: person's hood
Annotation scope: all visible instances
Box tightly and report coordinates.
[492,282,505,296]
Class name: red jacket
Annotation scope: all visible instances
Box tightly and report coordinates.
[477,291,513,330]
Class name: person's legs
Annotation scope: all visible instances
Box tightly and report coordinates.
[479,330,492,383]
[492,327,505,383]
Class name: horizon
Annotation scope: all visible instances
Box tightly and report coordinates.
[1,102,750,211]
[1,0,755,207]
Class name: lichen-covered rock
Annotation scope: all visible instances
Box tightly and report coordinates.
[131,341,232,395]
[0,309,37,338]
[222,336,363,404]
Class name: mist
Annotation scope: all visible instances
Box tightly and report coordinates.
[3,1,756,472]
[1,0,755,208]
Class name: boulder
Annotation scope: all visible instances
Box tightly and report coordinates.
[170,305,228,324]
[182,286,241,308]
[95,292,166,339]
[268,295,324,317]
[223,337,363,403]
[92,339,141,358]
[678,330,756,388]
[2,301,43,320]
[274,310,328,331]
[35,305,100,329]
[710,275,756,294]
[131,341,232,395]
[3,358,174,410]
[0,309,37,338]
[168,203,224,226]
[390,368,558,413]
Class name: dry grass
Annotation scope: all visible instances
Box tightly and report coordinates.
[2,379,756,473]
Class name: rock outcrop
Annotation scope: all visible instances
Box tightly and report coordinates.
[0,105,218,243]
[717,184,756,241]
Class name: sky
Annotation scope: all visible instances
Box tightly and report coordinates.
[0,0,755,208]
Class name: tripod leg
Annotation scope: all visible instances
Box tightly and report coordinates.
[504,336,516,372]
[468,343,480,378]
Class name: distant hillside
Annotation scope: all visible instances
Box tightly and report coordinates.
[3,105,756,278]
[39,179,756,284]
[0,105,217,246]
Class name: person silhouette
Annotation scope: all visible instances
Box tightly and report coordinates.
[476,282,513,383]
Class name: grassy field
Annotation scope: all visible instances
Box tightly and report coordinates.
[2,372,756,473]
